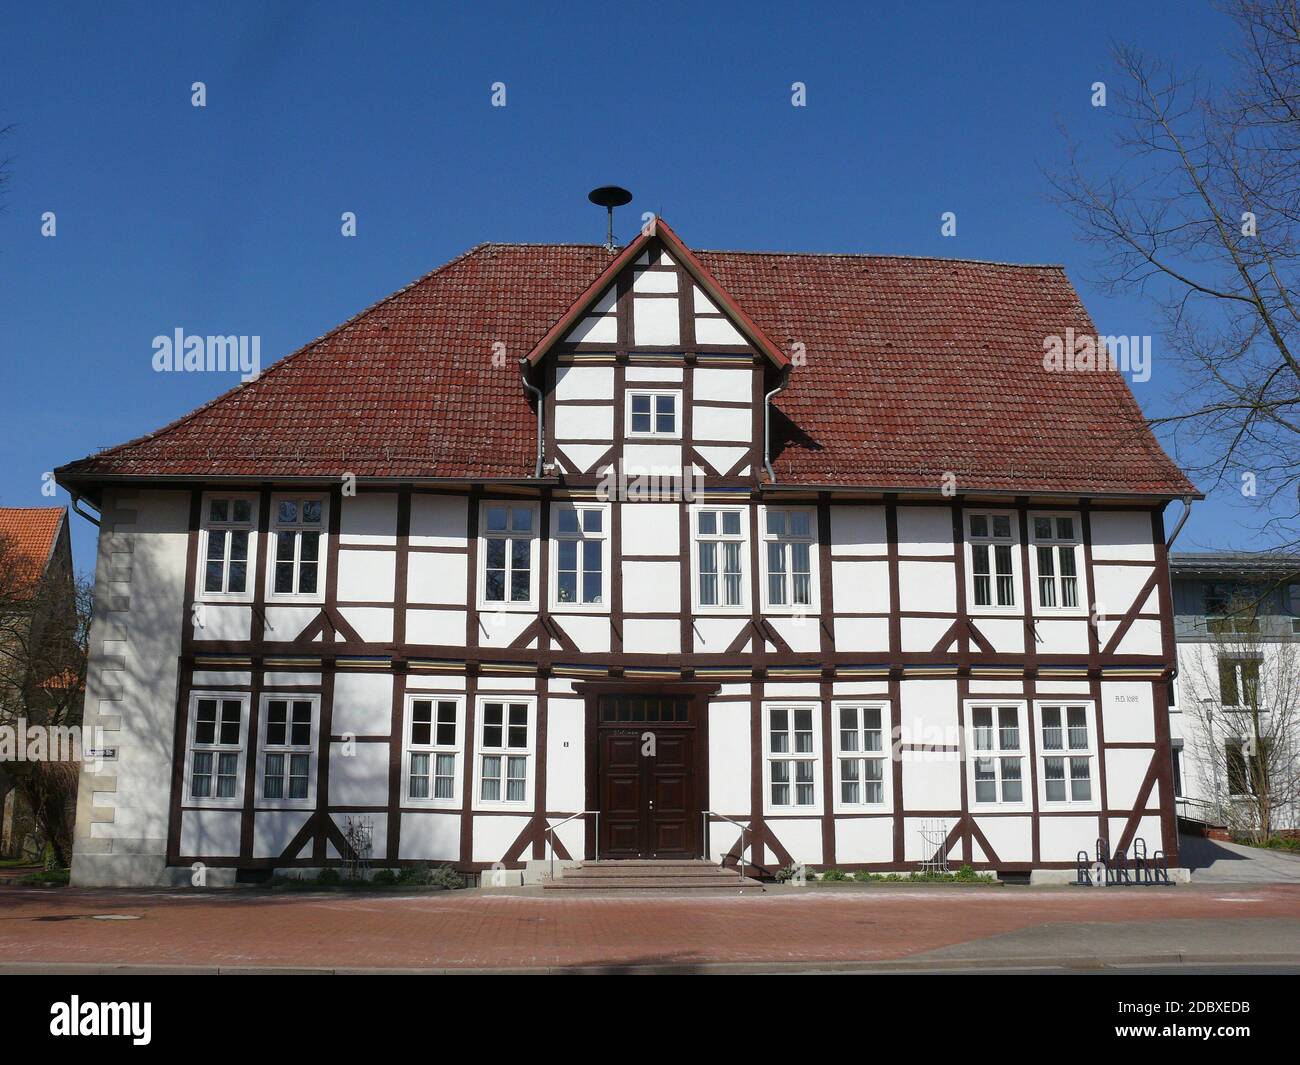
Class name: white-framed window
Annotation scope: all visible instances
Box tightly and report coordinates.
[198,494,257,600]
[626,389,680,438]
[268,495,327,601]
[1029,513,1082,611]
[1218,656,1263,710]
[761,507,817,612]
[551,502,609,611]
[183,691,250,808]
[479,501,539,610]
[833,702,889,810]
[474,696,535,808]
[764,702,821,813]
[966,511,1018,609]
[692,506,748,611]
[1036,702,1096,806]
[403,694,463,807]
[968,702,1027,807]
[258,694,319,806]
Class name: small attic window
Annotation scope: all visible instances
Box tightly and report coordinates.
[627,390,679,438]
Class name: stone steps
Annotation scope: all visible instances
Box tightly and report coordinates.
[541,859,762,891]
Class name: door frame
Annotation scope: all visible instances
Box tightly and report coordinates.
[576,681,718,860]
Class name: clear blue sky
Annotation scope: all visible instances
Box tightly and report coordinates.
[0,1,1265,577]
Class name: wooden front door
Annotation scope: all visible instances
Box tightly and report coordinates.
[597,694,698,859]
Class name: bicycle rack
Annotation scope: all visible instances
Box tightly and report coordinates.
[1076,836,1173,887]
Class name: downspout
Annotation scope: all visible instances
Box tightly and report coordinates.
[762,367,791,484]
[70,492,101,527]
[1165,495,1193,549]
[519,359,544,479]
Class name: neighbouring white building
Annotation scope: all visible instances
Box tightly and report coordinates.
[57,218,1196,886]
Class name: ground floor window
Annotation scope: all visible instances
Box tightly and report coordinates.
[833,703,888,808]
[258,695,319,805]
[476,697,535,806]
[969,703,1026,806]
[404,695,463,805]
[1037,703,1094,804]
[184,692,250,807]
[764,703,820,811]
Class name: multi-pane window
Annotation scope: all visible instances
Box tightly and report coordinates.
[271,497,324,597]
[971,705,1024,804]
[1288,583,1300,634]
[201,496,254,596]
[479,700,531,804]
[554,504,606,607]
[1219,656,1262,708]
[186,693,247,804]
[763,509,814,608]
[1031,515,1080,609]
[836,704,886,806]
[1227,738,1271,796]
[696,509,745,608]
[767,705,817,808]
[406,697,460,803]
[628,391,678,436]
[968,513,1016,608]
[1039,705,1092,803]
[260,697,316,803]
[482,503,535,605]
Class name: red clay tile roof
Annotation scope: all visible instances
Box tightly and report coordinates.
[0,507,66,592]
[56,235,1195,498]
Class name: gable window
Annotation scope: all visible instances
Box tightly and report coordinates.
[476,698,534,806]
[552,503,608,610]
[480,502,538,608]
[184,692,249,807]
[1219,656,1262,709]
[762,508,815,610]
[200,495,256,599]
[695,507,747,610]
[258,695,318,805]
[1038,704,1094,804]
[1030,514,1081,610]
[834,703,888,808]
[765,703,820,811]
[270,496,326,599]
[970,704,1025,805]
[404,695,462,805]
[967,512,1017,608]
[626,390,679,438]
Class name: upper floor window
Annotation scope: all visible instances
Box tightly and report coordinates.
[270,496,326,599]
[476,698,535,806]
[404,695,463,805]
[480,502,538,609]
[1289,583,1300,634]
[762,508,815,610]
[967,512,1016,608]
[552,503,608,610]
[834,703,888,808]
[1038,704,1094,804]
[694,507,747,610]
[200,494,256,599]
[970,703,1025,805]
[1227,737,1272,797]
[765,703,819,811]
[1219,656,1262,709]
[627,390,679,438]
[184,692,249,807]
[1030,514,1081,610]
[258,695,318,805]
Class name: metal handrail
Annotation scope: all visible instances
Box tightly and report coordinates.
[701,811,751,882]
[545,810,600,879]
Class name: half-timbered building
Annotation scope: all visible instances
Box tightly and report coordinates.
[58,218,1196,886]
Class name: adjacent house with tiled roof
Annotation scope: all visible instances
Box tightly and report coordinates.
[57,219,1194,886]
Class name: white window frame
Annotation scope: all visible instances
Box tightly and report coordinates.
[477,500,540,612]
[197,492,258,602]
[832,701,891,813]
[690,504,750,614]
[256,693,320,808]
[182,691,250,809]
[402,693,464,809]
[1028,511,1085,614]
[762,701,823,815]
[625,389,682,439]
[549,501,610,613]
[964,510,1019,612]
[472,695,537,810]
[1218,655,1265,711]
[1034,701,1099,810]
[965,701,1030,810]
[266,494,329,604]
[759,506,819,614]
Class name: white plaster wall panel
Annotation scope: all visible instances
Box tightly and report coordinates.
[546,698,585,812]
[623,443,682,473]
[619,503,679,556]
[768,617,821,653]
[400,812,461,861]
[900,679,958,745]
[195,604,251,642]
[901,753,962,812]
[337,549,396,603]
[407,551,468,605]
[693,616,748,652]
[1105,748,1157,810]
[761,682,820,698]
[591,286,618,313]
[409,494,468,548]
[693,405,751,442]
[327,813,388,860]
[406,608,466,646]
[897,507,953,554]
[626,366,683,382]
[632,298,680,345]
[555,403,614,440]
[973,815,1033,863]
[633,268,677,292]
[767,819,822,866]
[974,618,1025,654]
[329,742,391,806]
[407,674,467,692]
[473,815,531,863]
[623,560,680,613]
[1108,815,1164,852]
[831,681,890,697]
[547,676,576,695]
[557,444,611,474]
[552,818,587,862]
[552,615,611,654]
[970,679,1028,695]
[1034,617,1090,656]
[555,365,615,400]
[718,683,750,698]
[898,560,956,613]
[704,820,749,865]
[696,446,748,476]
[1092,563,1154,618]
[1035,680,1092,696]
[695,317,746,345]
[253,810,312,859]
[832,616,889,652]
[264,672,322,688]
[331,672,394,736]
[693,286,718,312]
[1090,510,1155,561]
[477,610,534,647]
[474,678,536,692]
[830,505,887,555]
[1039,814,1102,862]
[901,616,952,653]
[192,670,252,687]
[904,815,957,861]
[339,493,397,544]
[623,618,680,654]
[835,817,893,863]
[180,809,241,857]
[831,559,889,610]
[338,607,393,644]
[693,368,751,403]
[565,314,617,344]
[263,605,320,643]
[1116,619,1162,656]
[1100,682,1156,743]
